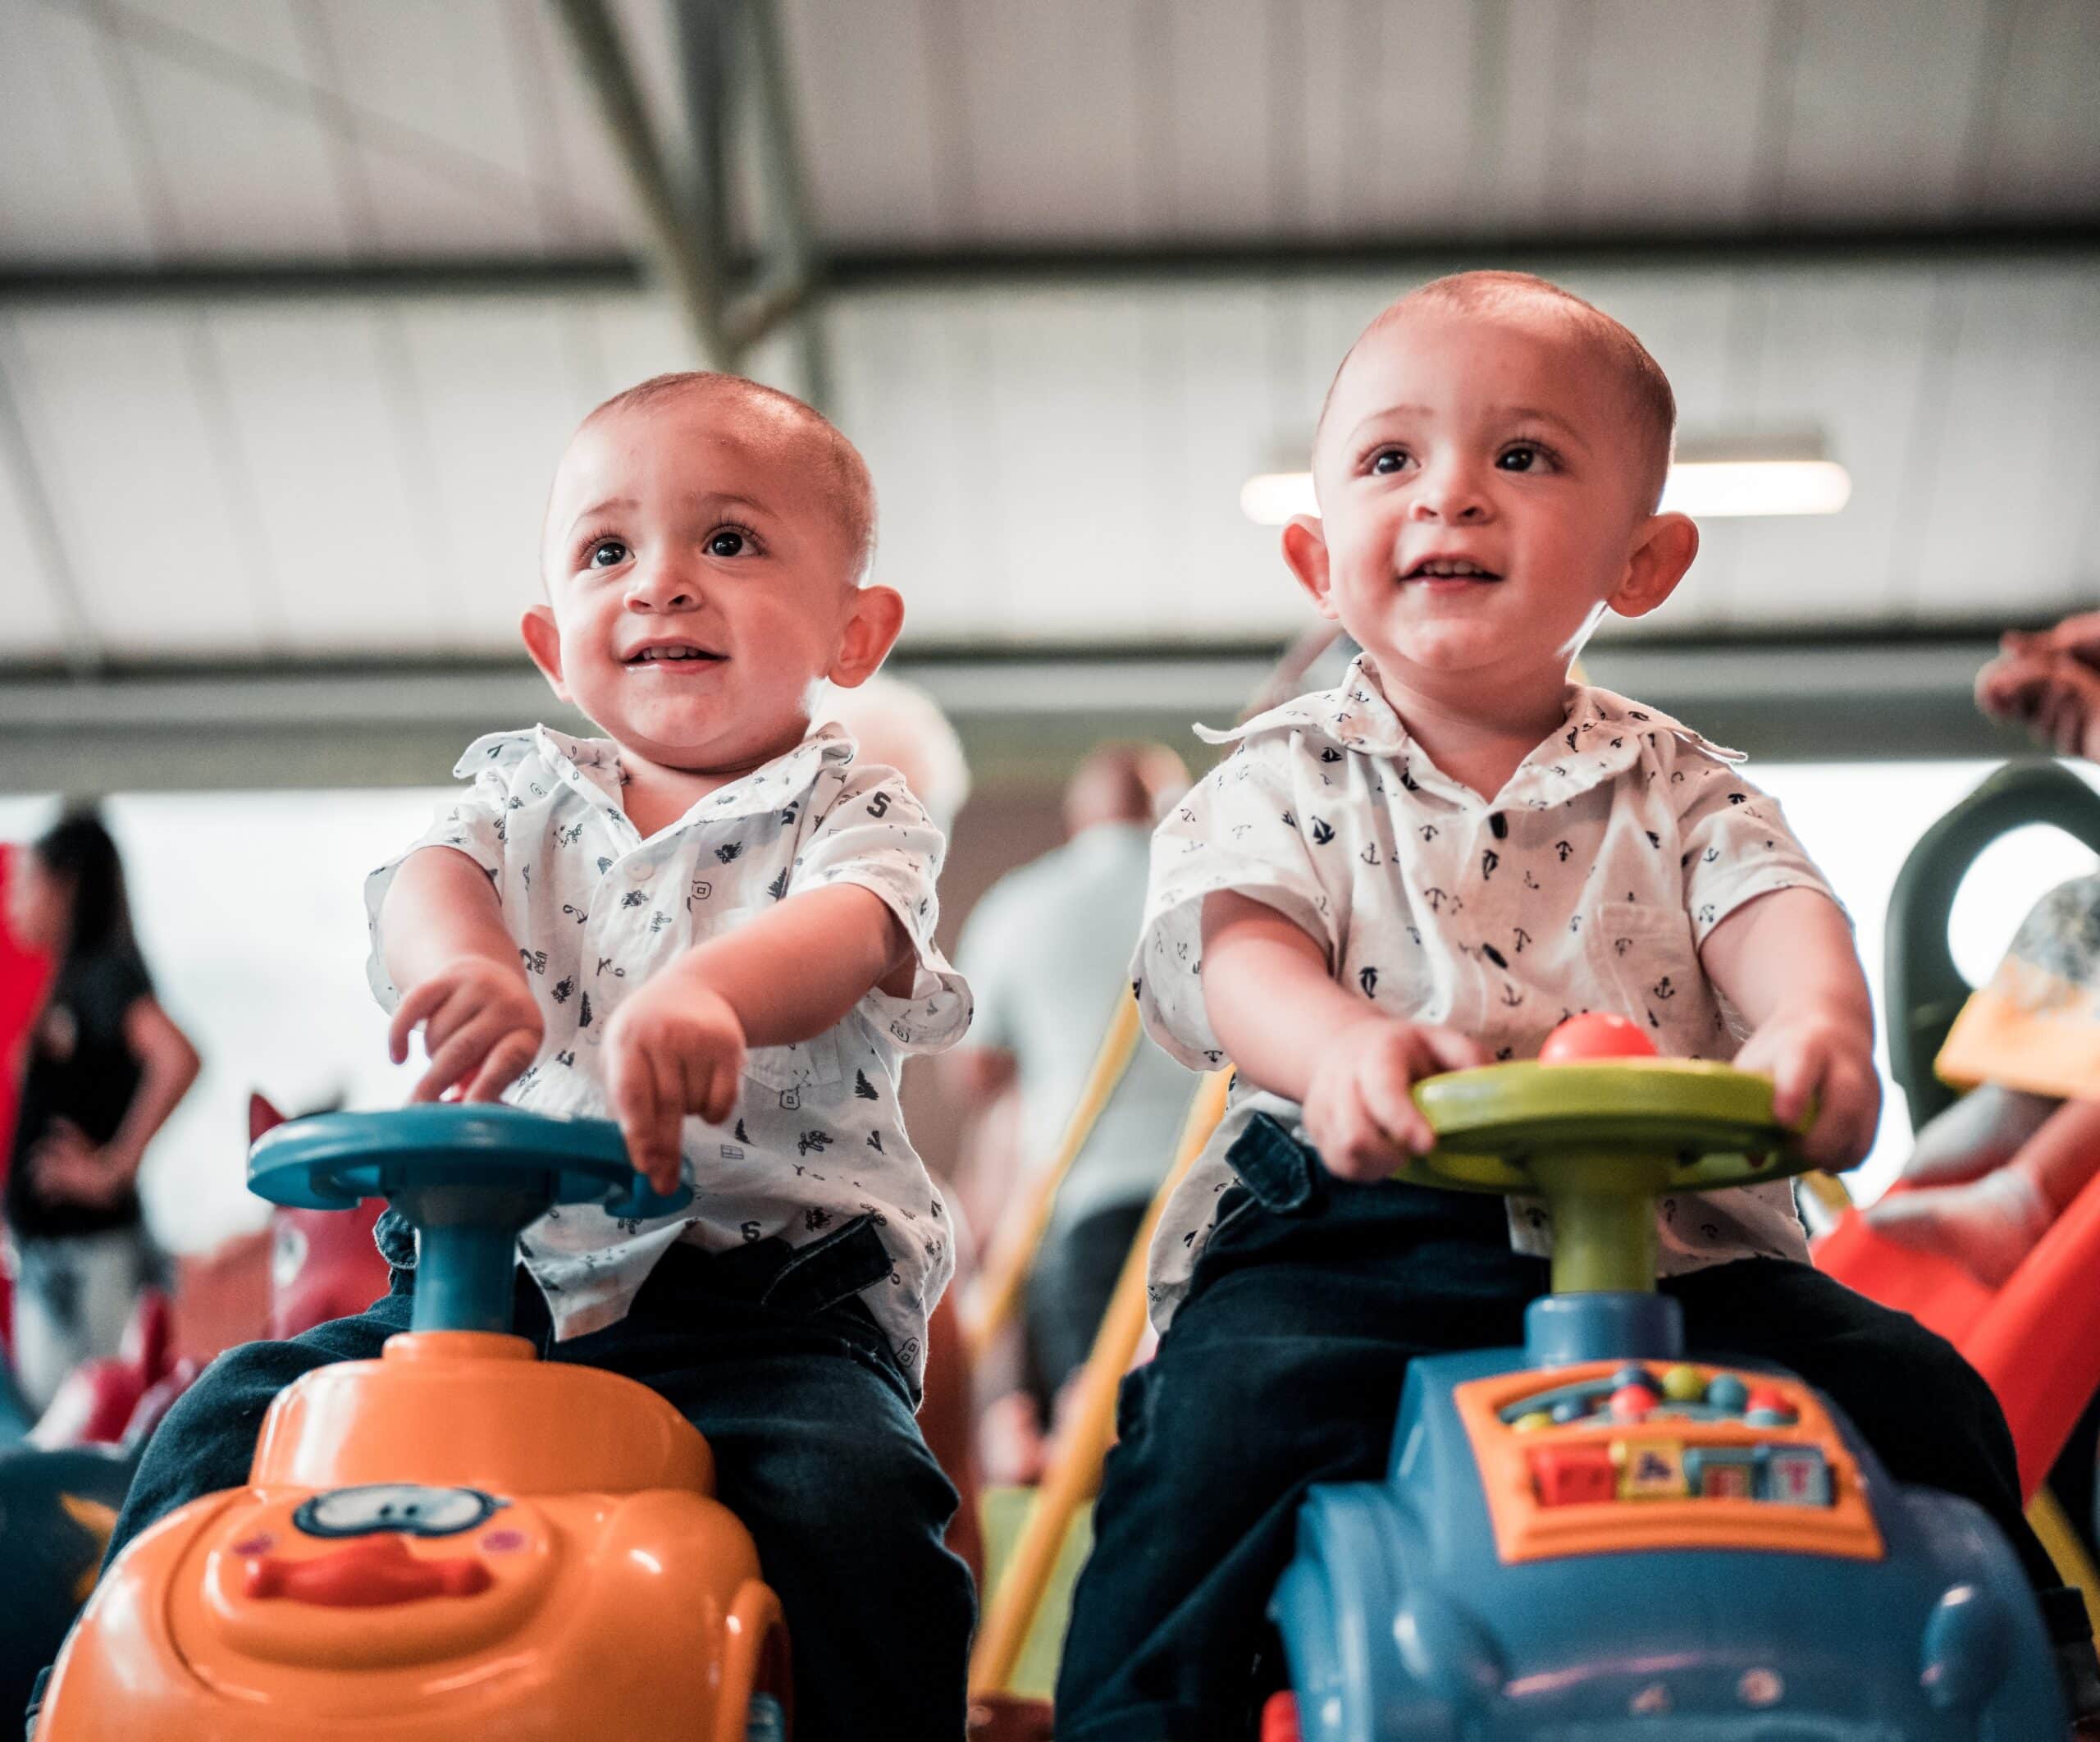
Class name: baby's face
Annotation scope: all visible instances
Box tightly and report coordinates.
[529,393,883,775]
[1301,304,1670,693]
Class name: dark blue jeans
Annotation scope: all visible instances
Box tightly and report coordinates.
[95,1223,972,1742]
[1057,1114,2063,1742]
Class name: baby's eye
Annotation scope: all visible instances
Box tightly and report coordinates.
[706,529,748,558]
[586,538,629,568]
[1497,443,1554,473]
[1367,447,1413,477]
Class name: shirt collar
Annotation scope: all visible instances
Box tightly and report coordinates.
[476,722,859,833]
[1195,652,1739,808]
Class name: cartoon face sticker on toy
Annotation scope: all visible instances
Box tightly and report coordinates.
[293,1484,508,1540]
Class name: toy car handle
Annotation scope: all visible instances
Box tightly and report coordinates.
[1396,1058,1807,1295]
[249,1105,691,1334]
[1885,761,2100,1132]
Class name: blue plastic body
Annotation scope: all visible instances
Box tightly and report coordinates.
[1270,1293,2067,1740]
[249,1106,691,1334]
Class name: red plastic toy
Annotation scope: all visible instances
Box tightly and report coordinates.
[1538,1013,1657,1063]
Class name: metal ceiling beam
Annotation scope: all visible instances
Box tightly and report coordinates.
[2,218,2093,308]
[550,0,730,364]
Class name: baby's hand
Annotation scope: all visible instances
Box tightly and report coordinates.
[603,968,744,1196]
[1733,1009,1880,1168]
[390,955,544,1104]
[1301,1016,1488,1181]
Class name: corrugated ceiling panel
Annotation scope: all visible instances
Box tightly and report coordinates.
[1707,270,1942,625]
[205,305,446,651]
[779,0,948,245]
[938,0,1148,243]
[1302,0,1479,239]
[123,18,353,257]
[0,4,158,262]
[1779,0,1995,221]
[1150,0,1275,237]
[1984,0,2100,216]
[0,402,70,661]
[316,0,568,256]
[1913,267,2100,619]
[1568,0,1775,229]
[7,308,268,656]
[395,299,609,645]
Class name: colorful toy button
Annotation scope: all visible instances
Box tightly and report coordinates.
[1614,1438,1689,1501]
[1530,1443,1618,1507]
[1512,1411,1554,1433]
[1705,1374,1750,1415]
[1608,1385,1655,1423]
[1684,1446,1758,1499]
[1612,1365,1655,1392]
[1660,1365,1705,1403]
[1759,1445,1833,1507]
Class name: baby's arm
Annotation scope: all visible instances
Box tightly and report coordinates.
[1698,887,1880,1167]
[605,885,911,1191]
[1201,890,1485,1180]
[381,846,545,1104]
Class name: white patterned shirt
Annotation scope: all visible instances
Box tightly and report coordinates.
[1135,653,1841,1330]
[366,723,969,1389]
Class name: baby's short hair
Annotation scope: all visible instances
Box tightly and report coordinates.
[584,371,879,583]
[1322,271,1678,513]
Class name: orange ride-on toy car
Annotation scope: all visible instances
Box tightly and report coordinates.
[36,1105,791,1741]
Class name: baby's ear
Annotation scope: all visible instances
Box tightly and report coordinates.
[1609,512,1698,621]
[1281,515,1339,620]
[829,583,906,688]
[520,603,570,701]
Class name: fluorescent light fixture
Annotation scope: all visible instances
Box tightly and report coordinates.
[1239,453,1851,526]
[1659,460,1851,518]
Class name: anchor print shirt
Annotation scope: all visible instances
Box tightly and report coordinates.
[364,722,970,1391]
[1134,652,1841,1331]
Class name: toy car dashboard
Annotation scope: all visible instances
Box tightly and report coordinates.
[1454,1360,1885,1566]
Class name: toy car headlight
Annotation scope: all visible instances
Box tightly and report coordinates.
[293,1484,507,1539]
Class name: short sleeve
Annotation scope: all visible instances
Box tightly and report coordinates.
[363,734,521,1013]
[1674,747,1842,945]
[1133,734,1338,1071]
[69,953,153,1036]
[792,765,972,1054]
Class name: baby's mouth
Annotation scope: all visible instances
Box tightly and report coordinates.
[1401,558,1503,583]
[623,642,726,667]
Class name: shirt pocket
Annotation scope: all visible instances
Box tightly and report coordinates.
[1588,899,1699,1026]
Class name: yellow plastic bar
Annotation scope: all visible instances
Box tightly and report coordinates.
[2029,1486,2100,1637]
[968,1068,1233,1697]
[964,990,1145,1365]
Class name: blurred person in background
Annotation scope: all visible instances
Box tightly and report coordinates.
[3,809,199,1413]
[1869,610,2100,1280]
[952,742,1193,1481]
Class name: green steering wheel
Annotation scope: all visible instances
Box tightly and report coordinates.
[1400,1054,1811,1294]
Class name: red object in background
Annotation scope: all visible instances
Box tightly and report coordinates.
[1260,1691,1303,1742]
[1,843,57,1355]
[1818,1167,2100,1500]
[1538,1013,1658,1063]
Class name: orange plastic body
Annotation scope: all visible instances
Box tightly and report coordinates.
[36,1330,788,1740]
[1816,1164,2100,1498]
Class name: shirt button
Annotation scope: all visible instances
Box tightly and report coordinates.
[630,861,655,881]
